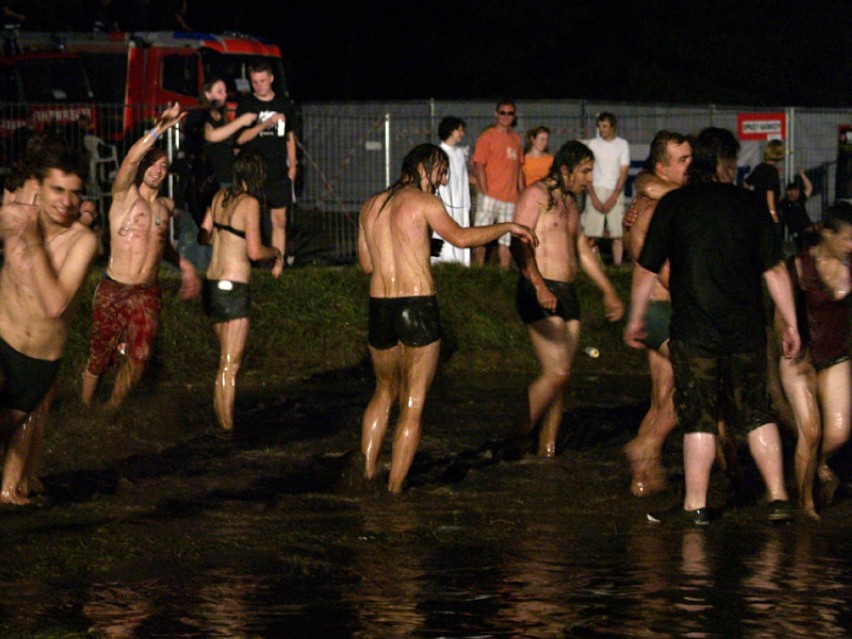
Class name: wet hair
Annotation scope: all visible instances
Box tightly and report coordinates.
[248,59,273,75]
[644,130,689,171]
[135,148,168,188]
[763,139,785,162]
[33,143,89,184]
[541,140,594,209]
[438,116,465,142]
[597,112,617,128]
[821,201,852,233]
[687,127,740,184]
[223,149,267,208]
[495,99,516,112]
[524,126,550,154]
[379,143,448,212]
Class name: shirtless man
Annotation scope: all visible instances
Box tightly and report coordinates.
[82,103,200,410]
[622,131,691,495]
[0,145,98,504]
[359,143,537,493]
[510,141,624,458]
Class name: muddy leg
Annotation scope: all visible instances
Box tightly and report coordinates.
[388,341,440,493]
[362,344,401,481]
[213,318,249,431]
[779,356,820,519]
[1,409,34,505]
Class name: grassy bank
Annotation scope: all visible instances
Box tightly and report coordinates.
[64,263,645,394]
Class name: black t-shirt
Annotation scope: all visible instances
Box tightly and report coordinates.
[236,93,295,181]
[184,109,236,185]
[744,162,781,208]
[638,182,782,354]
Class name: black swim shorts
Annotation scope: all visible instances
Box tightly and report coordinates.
[368,295,442,350]
[516,277,581,324]
[202,279,251,324]
[0,335,61,413]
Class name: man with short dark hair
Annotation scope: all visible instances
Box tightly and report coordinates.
[583,112,630,265]
[236,60,298,272]
[0,145,98,504]
[472,100,525,268]
[82,103,200,410]
[625,127,799,524]
[434,116,471,265]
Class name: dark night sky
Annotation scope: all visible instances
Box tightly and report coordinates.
[36,0,852,106]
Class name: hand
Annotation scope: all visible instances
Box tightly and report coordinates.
[623,318,647,349]
[238,112,258,126]
[155,102,185,131]
[535,285,558,312]
[623,199,639,231]
[781,324,801,359]
[0,201,39,241]
[78,200,97,227]
[261,113,283,130]
[179,268,201,299]
[510,223,538,247]
[603,290,624,322]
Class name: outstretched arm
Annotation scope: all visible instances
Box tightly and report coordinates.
[236,112,282,146]
[113,103,184,198]
[797,167,813,198]
[426,196,537,249]
[204,112,257,143]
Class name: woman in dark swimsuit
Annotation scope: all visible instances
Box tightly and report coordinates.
[199,151,282,430]
[778,203,852,520]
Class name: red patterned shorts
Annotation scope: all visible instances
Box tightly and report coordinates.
[86,275,162,375]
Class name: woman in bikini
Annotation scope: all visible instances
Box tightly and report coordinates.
[778,202,852,519]
[199,150,282,430]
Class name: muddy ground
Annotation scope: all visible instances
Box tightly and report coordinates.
[1,358,850,638]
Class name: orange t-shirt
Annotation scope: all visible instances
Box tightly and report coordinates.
[472,126,524,203]
[522,154,553,185]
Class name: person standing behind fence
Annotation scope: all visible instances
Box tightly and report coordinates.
[433,116,471,266]
[472,100,525,268]
[236,60,297,276]
[582,112,630,266]
[522,126,553,185]
[198,150,283,431]
[745,140,785,222]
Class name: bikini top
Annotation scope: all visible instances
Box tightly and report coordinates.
[213,221,246,239]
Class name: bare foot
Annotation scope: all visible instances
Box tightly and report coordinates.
[0,489,30,506]
[818,465,840,508]
[624,439,666,497]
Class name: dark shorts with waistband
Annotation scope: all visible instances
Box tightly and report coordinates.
[264,176,293,209]
[0,335,61,413]
[643,300,672,351]
[669,339,774,436]
[368,295,442,350]
[516,277,581,324]
[202,279,251,324]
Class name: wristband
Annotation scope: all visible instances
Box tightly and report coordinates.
[146,129,160,140]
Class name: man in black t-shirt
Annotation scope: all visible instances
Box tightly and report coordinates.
[625,128,801,525]
[236,60,297,275]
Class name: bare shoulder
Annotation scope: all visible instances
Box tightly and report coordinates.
[157,196,176,214]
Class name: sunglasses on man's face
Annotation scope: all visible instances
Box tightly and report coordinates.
[498,110,515,116]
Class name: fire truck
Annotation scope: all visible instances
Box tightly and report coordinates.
[11,30,288,142]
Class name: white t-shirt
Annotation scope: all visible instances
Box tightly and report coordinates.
[437,142,470,225]
[586,136,630,190]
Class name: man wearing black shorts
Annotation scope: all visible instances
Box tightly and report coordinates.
[625,128,800,525]
[236,60,297,275]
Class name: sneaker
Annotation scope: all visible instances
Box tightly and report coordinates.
[767,500,793,522]
[647,505,715,526]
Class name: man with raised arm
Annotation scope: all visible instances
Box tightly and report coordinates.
[0,145,98,504]
[82,103,200,410]
[509,141,624,459]
[359,143,537,493]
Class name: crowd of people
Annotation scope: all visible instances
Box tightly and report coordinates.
[0,94,848,527]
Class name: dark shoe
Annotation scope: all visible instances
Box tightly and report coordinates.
[767,499,793,522]
[647,505,715,526]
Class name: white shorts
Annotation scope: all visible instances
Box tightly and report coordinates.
[475,194,515,246]
[582,186,625,239]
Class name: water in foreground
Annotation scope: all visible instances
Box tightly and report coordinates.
[0,369,849,637]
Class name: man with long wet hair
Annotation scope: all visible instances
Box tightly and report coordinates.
[358,143,538,493]
[625,127,799,525]
[509,141,624,458]
[82,104,200,410]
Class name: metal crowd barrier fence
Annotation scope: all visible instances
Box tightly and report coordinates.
[2,100,849,261]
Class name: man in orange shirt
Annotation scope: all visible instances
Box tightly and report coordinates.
[472,100,525,268]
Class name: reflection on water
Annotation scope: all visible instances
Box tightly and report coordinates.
[3,511,849,638]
